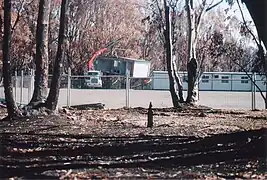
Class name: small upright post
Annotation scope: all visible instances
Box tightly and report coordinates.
[147,102,153,128]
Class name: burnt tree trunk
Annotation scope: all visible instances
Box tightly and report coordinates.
[147,102,153,128]
[30,0,51,105]
[185,0,199,104]
[164,1,180,108]
[243,0,267,109]
[186,58,198,103]
[45,0,68,111]
[2,0,20,118]
[243,0,267,49]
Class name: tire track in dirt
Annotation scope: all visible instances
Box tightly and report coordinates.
[0,128,266,179]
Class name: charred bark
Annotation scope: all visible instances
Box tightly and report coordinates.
[186,58,198,103]
[242,0,267,109]
[29,0,51,105]
[2,0,21,118]
[45,0,68,111]
[185,0,199,104]
[257,45,267,109]
[147,102,153,128]
[242,0,267,49]
[164,2,180,108]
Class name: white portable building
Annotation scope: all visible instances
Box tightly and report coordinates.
[151,71,170,90]
[231,73,252,91]
[255,75,267,92]
[151,71,267,92]
[132,60,151,78]
[199,73,212,90]
[211,72,232,91]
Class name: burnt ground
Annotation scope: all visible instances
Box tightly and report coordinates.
[0,106,267,179]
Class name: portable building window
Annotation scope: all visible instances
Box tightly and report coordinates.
[114,60,119,67]
[183,76,188,82]
[214,75,219,78]
[221,76,229,83]
[241,76,249,84]
[202,75,209,83]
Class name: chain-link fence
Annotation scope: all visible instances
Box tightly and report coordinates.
[127,74,266,110]
[0,70,266,110]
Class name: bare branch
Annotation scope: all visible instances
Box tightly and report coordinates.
[11,0,28,34]
[155,0,165,30]
[206,0,223,12]
[232,60,266,101]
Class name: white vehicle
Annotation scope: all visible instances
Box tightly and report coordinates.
[84,71,103,88]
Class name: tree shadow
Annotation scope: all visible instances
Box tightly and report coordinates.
[0,128,266,178]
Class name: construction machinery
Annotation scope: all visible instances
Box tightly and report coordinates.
[83,39,121,88]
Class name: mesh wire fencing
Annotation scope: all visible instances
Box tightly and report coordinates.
[128,76,267,110]
[0,72,266,110]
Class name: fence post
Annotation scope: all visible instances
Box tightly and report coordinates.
[128,76,130,107]
[197,81,200,100]
[28,71,30,103]
[28,69,34,103]
[31,69,35,97]
[254,73,256,109]
[67,67,71,107]
[20,70,24,105]
[14,71,17,102]
[125,62,130,108]
[251,73,256,110]
[251,73,254,110]
[125,75,130,108]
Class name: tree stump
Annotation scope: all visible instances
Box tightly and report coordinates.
[147,102,153,128]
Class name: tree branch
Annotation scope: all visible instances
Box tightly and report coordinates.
[206,0,223,12]
[155,0,165,30]
[11,0,28,34]
[232,60,266,101]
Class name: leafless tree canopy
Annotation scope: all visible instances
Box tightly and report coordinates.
[0,0,260,75]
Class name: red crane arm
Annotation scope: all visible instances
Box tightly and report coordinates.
[87,47,108,70]
[87,38,122,70]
